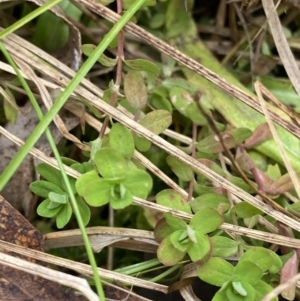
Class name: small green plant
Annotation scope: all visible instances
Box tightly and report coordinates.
[198,247,282,301]
[76,123,153,209]
[30,123,153,226]
[154,189,225,265]
[16,1,300,300]
[153,189,283,301]
[30,161,92,228]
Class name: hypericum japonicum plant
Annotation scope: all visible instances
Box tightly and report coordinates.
[154,189,282,301]
[76,123,153,209]
[30,160,92,228]
[154,189,224,265]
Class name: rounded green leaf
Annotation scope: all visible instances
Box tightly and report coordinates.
[110,186,133,209]
[154,218,174,242]
[228,175,256,194]
[37,164,63,189]
[234,261,263,285]
[48,192,68,204]
[81,179,112,207]
[212,288,230,301]
[149,13,165,29]
[30,181,65,198]
[190,194,230,214]
[97,53,117,67]
[226,281,255,301]
[34,11,69,53]
[166,156,194,182]
[88,137,103,162]
[240,247,282,274]
[163,78,197,92]
[197,159,226,177]
[109,123,135,159]
[56,202,72,229]
[71,161,93,174]
[169,86,190,115]
[139,110,172,134]
[37,199,62,218]
[254,280,278,301]
[187,231,211,262]
[133,134,152,152]
[61,157,78,166]
[186,102,207,125]
[124,70,147,109]
[156,189,192,213]
[211,236,240,258]
[232,281,247,297]
[149,93,172,112]
[189,208,223,233]
[123,169,152,199]
[231,128,253,145]
[169,230,191,253]
[123,59,160,75]
[70,163,85,174]
[186,225,197,243]
[47,200,62,210]
[76,170,99,196]
[76,196,91,226]
[198,257,234,286]
[94,148,128,179]
[82,44,117,67]
[232,202,262,218]
[157,236,186,266]
[164,213,187,231]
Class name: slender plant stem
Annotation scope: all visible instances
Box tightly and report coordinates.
[99,0,124,139]
[106,0,124,271]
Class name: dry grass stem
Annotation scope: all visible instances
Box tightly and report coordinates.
[0,251,99,301]
[254,81,300,199]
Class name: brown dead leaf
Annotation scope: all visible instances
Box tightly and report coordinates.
[0,195,88,301]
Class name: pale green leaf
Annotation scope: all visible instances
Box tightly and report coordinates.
[109,123,135,159]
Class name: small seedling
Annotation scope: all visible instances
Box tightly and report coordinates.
[30,161,92,228]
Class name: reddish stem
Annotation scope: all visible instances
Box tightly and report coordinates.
[99,0,124,138]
